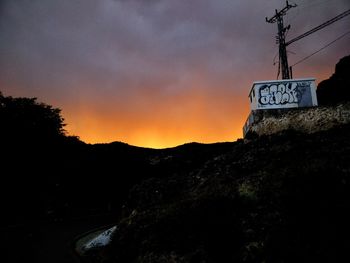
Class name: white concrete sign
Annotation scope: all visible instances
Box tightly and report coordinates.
[248,78,318,110]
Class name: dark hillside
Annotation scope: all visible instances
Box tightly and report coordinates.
[317,55,350,105]
[1,55,350,263]
[104,123,350,263]
[0,94,235,263]
[79,55,350,263]
[0,92,234,226]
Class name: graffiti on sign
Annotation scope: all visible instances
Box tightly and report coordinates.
[258,82,311,106]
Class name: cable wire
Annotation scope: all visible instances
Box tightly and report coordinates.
[291,30,350,67]
[286,9,350,46]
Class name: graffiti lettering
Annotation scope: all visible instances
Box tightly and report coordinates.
[258,82,303,106]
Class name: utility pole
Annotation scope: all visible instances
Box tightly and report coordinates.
[266,1,297,79]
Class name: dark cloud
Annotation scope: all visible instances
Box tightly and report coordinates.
[0,0,349,146]
[1,0,348,91]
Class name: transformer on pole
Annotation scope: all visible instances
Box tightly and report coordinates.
[266,1,297,79]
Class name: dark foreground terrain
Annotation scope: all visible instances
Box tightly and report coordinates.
[103,123,350,263]
[2,122,350,263]
[1,55,350,263]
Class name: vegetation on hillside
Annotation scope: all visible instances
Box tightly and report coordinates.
[102,123,350,263]
[1,55,349,263]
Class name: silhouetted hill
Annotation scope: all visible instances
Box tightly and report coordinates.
[317,55,350,105]
[2,55,350,263]
[93,121,350,263]
[1,92,237,263]
[73,56,350,263]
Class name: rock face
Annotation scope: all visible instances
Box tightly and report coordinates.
[247,103,350,137]
[317,55,350,105]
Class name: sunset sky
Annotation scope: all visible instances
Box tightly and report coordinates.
[1,0,349,148]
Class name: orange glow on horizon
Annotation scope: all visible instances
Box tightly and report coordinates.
[62,67,332,149]
[1,0,347,150]
[64,86,249,149]
[66,120,245,149]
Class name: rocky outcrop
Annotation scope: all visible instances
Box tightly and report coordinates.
[247,103,350,137]
[317,55,350,105]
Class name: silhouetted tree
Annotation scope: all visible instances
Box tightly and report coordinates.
[0,92,66,144]
[0,92,69,223]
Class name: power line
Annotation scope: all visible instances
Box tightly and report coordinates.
[267,2,350,79]
[286,9,350,46]
[287,0,332,23]
[291,30,350,67]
